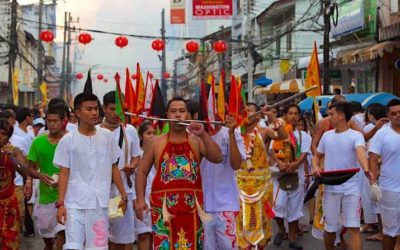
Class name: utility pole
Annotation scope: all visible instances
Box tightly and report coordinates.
[59,12,67,99]
[245,0,254,102]
[323,0,331,94]
[161,8,167,100]
[37,0,44,94]
[8,0,17,104]
[65,13,72,103]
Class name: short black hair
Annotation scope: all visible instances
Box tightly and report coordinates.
[48,98,66,108]
[246,102,260,112]
[350,101,363,113]
[138,120,153,146]
[187,100,199,118]
[368,103,386,121]
[51,102,70,119]
[387,98,400,111]
[0,118,13,138]
[103,91,116,106]
[283,104,301,114]
[16,107,32,123]
[74,93,99,110]
[46,106,66,120]
[331,95,346,105]
[333,88,341,95]
[166,97,188,111]
[329,101,353,122]
[0,110,13,120]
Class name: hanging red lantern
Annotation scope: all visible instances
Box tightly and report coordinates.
[115,36,128,48]
[213,40,227,53]
[186,41,199,53]
[78,32,92,45]
[103,79,108,83]
[131,73,137,80]
[151,39,165,51]
[40,30,54,42]
[163,72,171,79]
[97,74,104,80]
[76,73,83,80]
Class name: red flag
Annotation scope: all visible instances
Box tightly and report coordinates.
[198,80,208,121]
[228,75,238,120]
[135,63,146,114]
[124,68,136,113]
[237,76,247,126]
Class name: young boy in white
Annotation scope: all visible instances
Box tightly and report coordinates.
[200,116,246,250]
[98,91,141,249]
[312,102,372,250]
[271,104,311,250]
[54,93,128,250]
[369,99,400,250]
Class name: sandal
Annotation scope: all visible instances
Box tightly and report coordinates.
[360,224,376,233]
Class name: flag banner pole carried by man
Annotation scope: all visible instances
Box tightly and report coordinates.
[83,69,93,94]
[217,70,226,121]
[124,67,136,114]
[114,72,126,124]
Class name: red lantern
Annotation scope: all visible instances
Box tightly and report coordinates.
[115,36,128,48]
[40,30,54,42]
[131,73,137,80]
[213,40,227,53]
[186,41,199,53]
[151,39,165,51]
[78,32,92,45]
[97,74,104,80]
[104,79,108,83]
[163,72,171,79]
[76,73,83,80]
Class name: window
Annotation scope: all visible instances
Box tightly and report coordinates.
[391,0,399,13]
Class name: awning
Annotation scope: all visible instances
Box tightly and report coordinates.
[254,79,304,95]
[336,41,400,65]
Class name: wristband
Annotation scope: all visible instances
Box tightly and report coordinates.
[55,201,64,208]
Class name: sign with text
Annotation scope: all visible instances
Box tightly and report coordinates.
[192,0,233,19]
[171,0,186,24]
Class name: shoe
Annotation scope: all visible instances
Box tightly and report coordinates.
[273,233,284,246]
[289,241,303,250]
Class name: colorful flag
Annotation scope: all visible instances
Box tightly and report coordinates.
[305,41,322,122]
[143,72,154,114]
[207,73,214,85]
[237,76,247,126]
[39,82,48,105]
[150,80,167,134]
[124,68,136,113]
[207,75,216,123]
[114,73,125,124]
[83,69,93,94]
[135,63,146,114]
[228,75,238,120]
[217,70,225,121]
[12,69,19,106]
[198,80,208,121]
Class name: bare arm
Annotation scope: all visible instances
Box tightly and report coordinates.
[57,166,69,225]
[356,146,373,183]
[368,152,380,184]
[228,132,243,170]
[312,151,324,177]
[287,152,308,173]
[311,120,325,155]
[199,133,223,163]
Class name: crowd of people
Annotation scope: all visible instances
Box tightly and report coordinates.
[0,91,399,250]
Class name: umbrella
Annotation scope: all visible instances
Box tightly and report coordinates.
[304,168,360,203]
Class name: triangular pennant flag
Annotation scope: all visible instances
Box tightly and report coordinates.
[217,70,226,122]
[83,69,93,94]
[207,75,216,130]
[143,72,154,114]
[228,75,238,120]
[135,63,146,114]
[198,80,208,121]
[150,80,166,134]
[305,41,322,122]
[124,68,136,114]
[237,76,247,126]
[115,73,125,124]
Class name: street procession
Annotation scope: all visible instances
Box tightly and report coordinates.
[1,0,400,249]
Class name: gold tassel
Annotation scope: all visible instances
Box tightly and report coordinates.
[162,193,174,224]
[195,194,213,224]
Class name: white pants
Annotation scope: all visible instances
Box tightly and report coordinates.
[109,194,135,244]
[64,202,109,250]
[323,192,361,233]
[33,202,65,238]
[380,190,400,237]
[360,174,378,224]
[204,211,238,250]
[273,180,304,222]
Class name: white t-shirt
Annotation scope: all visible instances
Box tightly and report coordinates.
[96,124,141,197]
[9,134,29,186]
[293,130,312,184]
[53,127,121,209]
[137,149,156,203]
[317,129,365,194]
[369,126,400,192]
[351,113,365,129]
[200,127,246,212]
[38,122,77,136]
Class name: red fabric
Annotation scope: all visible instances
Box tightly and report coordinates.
[150,134,204,249]
[0,154,16,200]
[228,75,238,119]
[0,193,20,250]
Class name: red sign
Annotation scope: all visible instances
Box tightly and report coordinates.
[192,0,233,19]
[171,0,186,24]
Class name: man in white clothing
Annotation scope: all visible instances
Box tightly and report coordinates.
[312,101,373,250]
[99,91,141,250]
[54,93,128,250]
[369,99,400,250]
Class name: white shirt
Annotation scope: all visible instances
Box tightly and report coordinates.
[351,113,365,129]
[200,127,246,212]
[9,134,29,186]
[317,129,365,194]
[293,130,312,184]
[38,122,77,136]
[137,149,156,202]
[96,124,141,197]
[53,127,121,209]
[369,126,400,192]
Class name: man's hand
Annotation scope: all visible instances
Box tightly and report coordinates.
[24,181,32,200]
[118,197,128,214]
[39,173,56,187]
[134,199,148,221]
[286,162,298,174]
[123,164,135,176]
[57,206,67,225]
[262,105,277,122]
[188,122,205,136]
[312,166,322,177]
[277,161,289,172]
[225,115,237,134]
[375,118,389,130]
[364,170,375,184]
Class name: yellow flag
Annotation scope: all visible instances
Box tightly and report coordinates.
[12,69,19,106]
[304,42,322,97]
[217,71,225,121]
[39,82,48,105]
[135,63,146,114]
[207,73,213,85]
